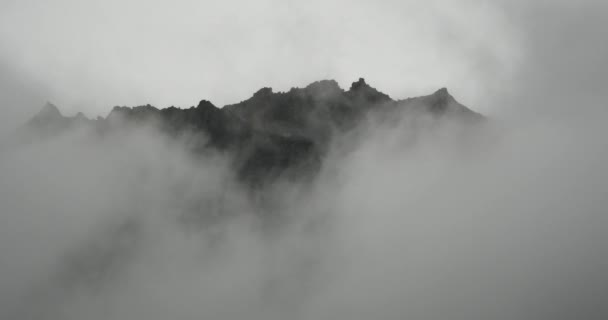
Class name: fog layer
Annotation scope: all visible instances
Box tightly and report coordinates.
[1,101,606,319]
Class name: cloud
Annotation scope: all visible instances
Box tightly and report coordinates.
[0,1,607,319]
[0,59,50,135]
[1,97,607,319]
[0,0,521,118]
[489,1,608,117]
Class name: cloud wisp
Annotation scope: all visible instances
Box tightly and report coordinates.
[1,94,606,319]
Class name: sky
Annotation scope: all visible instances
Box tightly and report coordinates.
[1,0,605,128]
[1,2,608,319]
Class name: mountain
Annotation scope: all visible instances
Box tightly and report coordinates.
[22,78,483,185]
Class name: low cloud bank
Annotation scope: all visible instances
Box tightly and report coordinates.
[0,106,606,320]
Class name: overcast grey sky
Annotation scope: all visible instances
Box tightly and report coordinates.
[0,0,606,127]
[1,2,608,319]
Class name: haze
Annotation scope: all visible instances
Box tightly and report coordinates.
[0,1,607,319]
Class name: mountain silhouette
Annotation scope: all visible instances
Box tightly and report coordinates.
[23,78,483,185]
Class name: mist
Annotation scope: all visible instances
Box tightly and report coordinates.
[0,96,606,320]
[1,0,608,319]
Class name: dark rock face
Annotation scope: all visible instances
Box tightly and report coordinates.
[26,102,71,134]
[23,78,483,186]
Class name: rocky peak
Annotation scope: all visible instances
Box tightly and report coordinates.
[349,78,369,91]
[197,100,218,110]
[252,87,273,99]
[427,88,452,108]
[434,87,449,99]
[303,80,343,99]
[25,102,71,135]
[347,77,391,103]
[36,102,63,120]
[22,79,483,185]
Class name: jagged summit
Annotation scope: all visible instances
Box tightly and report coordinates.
[24,78,482,185]
[36,102,62,119]
[349,78,369,91]
[252,87,273,98]
[428,87,452,106]
[197,100,218,110]
[346,78,391,103]
[434,87,449,97]
[29,79,475,122]
[303,80,343,98]
[28,102,65,126]
[25,102,73,136]
[305,79,341,90]
[421,87,473,115]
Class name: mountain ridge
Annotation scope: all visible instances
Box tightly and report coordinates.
[23,78,483,186]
